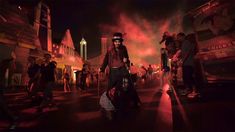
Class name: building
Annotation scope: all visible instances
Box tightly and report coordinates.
[0,1,82,87]
[0,0,45,86]
[52,29,83,84]
[87,34,110,69]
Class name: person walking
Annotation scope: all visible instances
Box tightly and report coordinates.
[27,56,41,98]
[80,64,89,91]
[37,53,57,112]
[63,69,71,93]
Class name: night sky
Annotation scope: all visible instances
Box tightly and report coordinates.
[11,0,210,65]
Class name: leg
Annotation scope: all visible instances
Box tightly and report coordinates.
[63,79,67,92]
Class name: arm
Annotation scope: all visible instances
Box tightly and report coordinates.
[172,49,182,62]
[100,52,109,72]
[123,46,130,68]
[159,35,166,44]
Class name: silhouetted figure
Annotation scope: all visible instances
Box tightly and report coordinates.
[177,32,199,98]
[80,64,89,90]
[37,54,57,112]
[63,69,71,93]
[147,64,154,80]
[0,52,18,130]
[159,32,176,69]
[27,56,41,98]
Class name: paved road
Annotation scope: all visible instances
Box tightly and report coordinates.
[0,79,235,132]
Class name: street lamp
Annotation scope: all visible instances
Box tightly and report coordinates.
[80,38,87,60]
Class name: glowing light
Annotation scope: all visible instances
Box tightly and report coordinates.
[18,6,22,10]
[156,83,173,132]
[73,71,77,82]
[100,11,184,65]
[69,56,75,62]
[80,38,87,45]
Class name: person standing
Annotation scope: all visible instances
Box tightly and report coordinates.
[37,53,57,112]
[177,32,199,98]
[27,56,41,97]
[99,32,141,113]
[99,32,130,91]
[139,65,147,84]
[147,64,154,81]
[99,32,130,116]
[159,32,176,69]
[80,64,89,90]
[0,52,18,130]
[63,69,71,93]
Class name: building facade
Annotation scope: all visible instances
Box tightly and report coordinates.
[52,29,83,84]
[0,0,44,87]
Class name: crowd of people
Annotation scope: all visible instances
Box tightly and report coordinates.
[26,54,57,113]
[159,31,200,98]
[0,31,200,129]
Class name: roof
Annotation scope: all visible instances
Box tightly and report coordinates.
[60,29,75,49]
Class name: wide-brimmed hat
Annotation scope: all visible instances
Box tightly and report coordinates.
[112,32,123,42]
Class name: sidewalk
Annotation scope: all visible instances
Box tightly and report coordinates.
[171,83,235,132]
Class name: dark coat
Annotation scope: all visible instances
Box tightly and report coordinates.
[100,44,130,72]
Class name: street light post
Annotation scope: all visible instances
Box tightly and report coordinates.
[80,38,87,60]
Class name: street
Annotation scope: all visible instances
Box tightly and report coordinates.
[1,0,235,132]
[0,79,234,132]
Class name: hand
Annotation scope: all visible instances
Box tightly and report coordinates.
[123,58,127,63]
[172,55,178,62]
[177,60,183,67]
[98,68,103,73]
[11,51,16,60]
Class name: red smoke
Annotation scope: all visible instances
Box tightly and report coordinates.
[100,10,184,67]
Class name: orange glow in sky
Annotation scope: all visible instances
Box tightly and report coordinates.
[100,10,184,66]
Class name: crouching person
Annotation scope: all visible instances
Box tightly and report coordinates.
[99,88,116,120]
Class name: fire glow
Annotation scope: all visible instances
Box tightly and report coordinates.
[100,11,184,66]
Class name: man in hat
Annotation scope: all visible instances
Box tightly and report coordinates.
[99,32,141,114]
[100,32,130,90]
[99,32,130,113]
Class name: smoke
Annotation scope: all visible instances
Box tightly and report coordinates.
[99,9,184,66]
